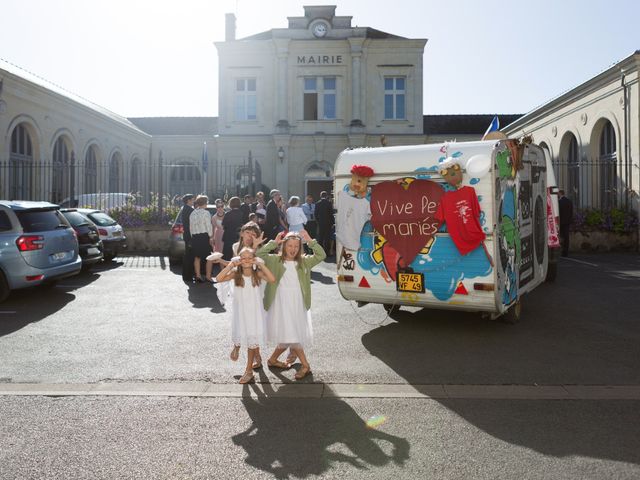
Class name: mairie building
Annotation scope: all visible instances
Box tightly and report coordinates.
[1,4,636,216]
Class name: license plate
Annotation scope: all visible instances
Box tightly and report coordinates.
[50,251,70,262]
[112,231,121,237]
[397,272,424,293]
[87,247,100,255]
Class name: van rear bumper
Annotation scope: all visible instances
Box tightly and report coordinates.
[8,257,82,289]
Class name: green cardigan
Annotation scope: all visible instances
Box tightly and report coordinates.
[256,239,326,311]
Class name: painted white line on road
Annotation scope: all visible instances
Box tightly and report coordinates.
[1,383,639,400]
[561,257,599,267]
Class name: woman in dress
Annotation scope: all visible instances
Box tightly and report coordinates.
[256,229,326,380]
[189,195,214,282]
[211,199,225,253]
[215,247,275,384]
[285,195,307,233]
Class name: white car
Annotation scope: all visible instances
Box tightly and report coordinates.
[77,209,127,262]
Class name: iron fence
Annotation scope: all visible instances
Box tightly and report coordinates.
[552,157,635,212]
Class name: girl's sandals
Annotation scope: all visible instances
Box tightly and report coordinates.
[294,365,312,380]
[267,359,291,369]
[239,371,254,384]
[252,354,263,369]
[285,352,298,365]
[230,346,240,362]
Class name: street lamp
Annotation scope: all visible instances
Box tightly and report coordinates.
[278,146,285,163]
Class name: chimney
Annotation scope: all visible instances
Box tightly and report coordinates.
[225,13,236,41]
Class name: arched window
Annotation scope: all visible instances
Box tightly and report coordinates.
[52,136,73,203]
[84,146,98,193]
[130,158,141,193]
[9,123,35,200]
[109,152,122,192]
[559,133,580,205]
[599,121,617,209]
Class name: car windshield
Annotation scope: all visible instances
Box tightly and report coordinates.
[15,209,68,232]
[87,212,117,226]
[62,211,91,227]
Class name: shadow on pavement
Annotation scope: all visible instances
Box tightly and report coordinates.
[0,271,100,337]
[233,383,409,478]
[311,270,335,285]
[187,283,226,313]
[360,253,640,465]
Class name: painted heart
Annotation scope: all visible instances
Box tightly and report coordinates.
[371,179,444,265]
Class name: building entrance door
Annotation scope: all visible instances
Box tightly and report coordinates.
[306,179,333,200]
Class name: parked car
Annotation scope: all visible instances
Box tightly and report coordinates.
[0,201,81,302]
[60,193,135,210]
[59,209,104,268]
[77,209,127,262]
[168,204,217,264]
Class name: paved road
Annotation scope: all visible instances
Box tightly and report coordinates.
[0,253,639,479]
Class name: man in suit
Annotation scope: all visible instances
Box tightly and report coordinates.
[240,194,253,223]
[315,191,334,256]
[558,189,573,257]
[264,189,282,240]
[180,194,195,282]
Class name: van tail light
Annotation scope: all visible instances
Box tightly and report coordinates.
[16,235,45,251]
[98,228,108,236]
[26,274,45,282]
[338,275,354,282]
[172,224,184,235]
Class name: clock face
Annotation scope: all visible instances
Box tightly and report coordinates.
[312,22,328,37]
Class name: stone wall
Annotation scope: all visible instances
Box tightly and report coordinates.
[571,231,639,252]
[125,226,171,253]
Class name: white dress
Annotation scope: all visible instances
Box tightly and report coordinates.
[231,275,267,349]
[267,260,313,348]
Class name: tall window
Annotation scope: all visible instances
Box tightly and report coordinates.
[84,146,97,194]
[565,134,579,204]
[52,137,71,203]
[384,77,405,120]
[303,77,336,120]
[109,153,122,192]
[599,121,617,209]
[130,158,141,193]
[9,123,34,200]
[235,78,257,121]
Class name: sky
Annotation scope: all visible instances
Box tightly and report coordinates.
[1,0,639,118]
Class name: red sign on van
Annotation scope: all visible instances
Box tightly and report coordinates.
[370,179,444,265]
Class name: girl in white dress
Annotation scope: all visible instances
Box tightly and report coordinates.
[215,247,276,384]
[256,229,326,380]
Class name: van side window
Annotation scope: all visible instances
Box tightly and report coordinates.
[0,211,12,231]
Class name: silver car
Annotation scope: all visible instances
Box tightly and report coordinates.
[0,201,81,302]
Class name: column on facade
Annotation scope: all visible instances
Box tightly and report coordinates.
[349,38,365,125]
[274,39,290,124]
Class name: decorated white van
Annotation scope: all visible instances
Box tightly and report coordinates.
[334,139,549,322]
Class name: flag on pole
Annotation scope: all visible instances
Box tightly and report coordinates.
[202,141,208,173]
[482,116,499,139]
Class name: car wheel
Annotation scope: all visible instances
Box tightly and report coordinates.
[501,300,522,324]
[169,256,182,266]
[0,271,9,303]
[103,254,115,262]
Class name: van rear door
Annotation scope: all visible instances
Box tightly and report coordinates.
[15,208,79,269]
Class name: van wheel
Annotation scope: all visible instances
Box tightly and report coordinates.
[501,300,521,324]
[0,272,9,303]
[545,261,557,282]
[383,303,400,314]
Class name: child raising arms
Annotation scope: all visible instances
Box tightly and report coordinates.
[256,229,326,380]
[215,247,276,384]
